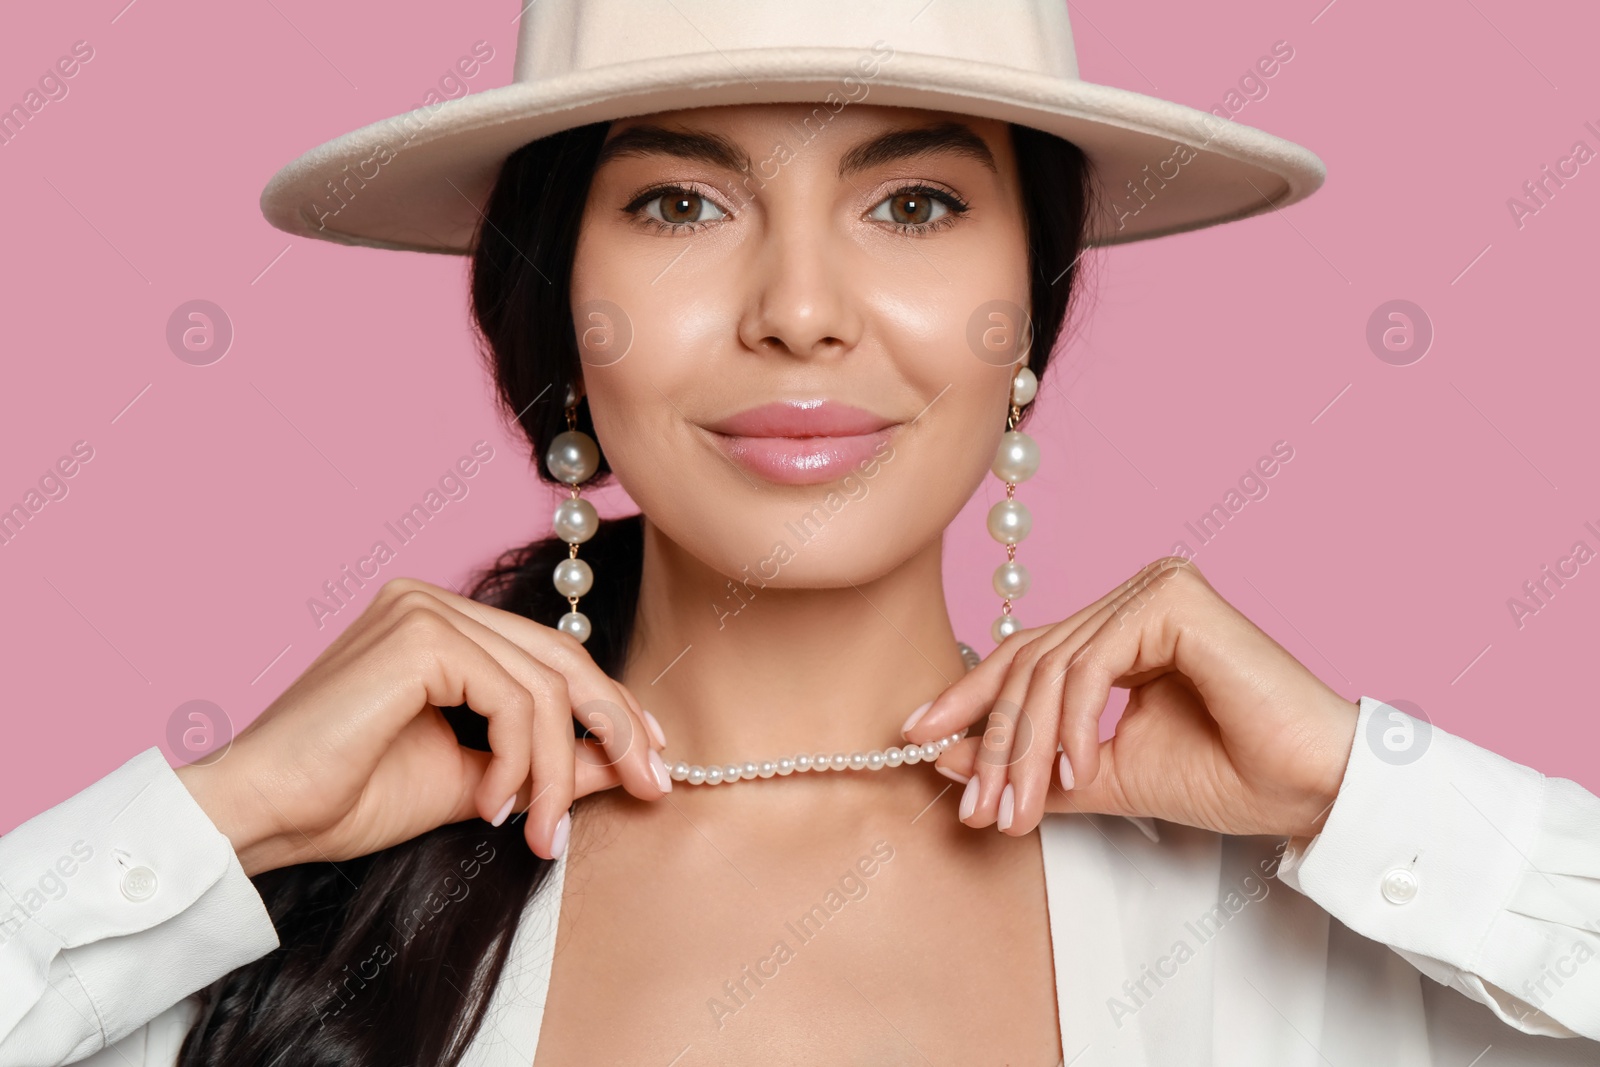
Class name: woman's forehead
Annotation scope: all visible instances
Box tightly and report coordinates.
[612,100,1000,128]
[606,103,1007,147]
[597,103,1011,174]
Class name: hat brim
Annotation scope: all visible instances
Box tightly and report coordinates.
[258,48,1326,254]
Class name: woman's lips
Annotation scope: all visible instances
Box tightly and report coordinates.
[701,400,898,485]
[709,428,894,485]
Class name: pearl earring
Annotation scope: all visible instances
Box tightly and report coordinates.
[546,384,601,642]
[987,362,1040,643]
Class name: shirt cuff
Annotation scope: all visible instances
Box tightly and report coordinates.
[1275,695,1600,1041]
[0,746,281,1062]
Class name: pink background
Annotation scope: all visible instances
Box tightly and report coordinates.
[4,0,1597,830]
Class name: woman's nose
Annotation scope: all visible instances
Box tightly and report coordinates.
[735,223,864,362]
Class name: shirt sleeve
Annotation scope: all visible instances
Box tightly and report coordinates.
[0,746,282,1066]
[1275,695,1600,1044]
[71,998,198,1067]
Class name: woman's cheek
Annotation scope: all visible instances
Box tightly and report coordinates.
[587,389,659,485]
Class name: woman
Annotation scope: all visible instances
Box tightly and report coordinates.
[2,2,1597,1065]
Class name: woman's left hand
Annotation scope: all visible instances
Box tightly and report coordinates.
[902,556,1361,840]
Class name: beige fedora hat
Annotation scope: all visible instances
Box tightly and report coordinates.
[258,0,1326,255]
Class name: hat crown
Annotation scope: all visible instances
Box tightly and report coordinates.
[514,0,1081,83]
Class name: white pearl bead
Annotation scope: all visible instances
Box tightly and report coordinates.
[725,764,742,782]
[795,754,813,772]
[670,761,689,781]
[778,757,795,775]
[884,746,904,767]
[987,498,1032,544]
[553,497,599,543]
[993,560,1031,599]
[902,743,922,764]
[812,753,830,771]
[545,429,599,484]
[557,611,591,643]
[687,766,706,785]
[848,752,867,770]
[553,557,594,597]
[704,766,723,785]
[832,753,848,772]
[1011,365,1039,406]
[867,751,885,770]
[992,430,1040,483]
[741,761,759,781]
[919,742,939,762]
[992,613,1022,642]
[758,761,776,778]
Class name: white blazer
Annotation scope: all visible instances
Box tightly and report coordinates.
[2,695,1597,1066]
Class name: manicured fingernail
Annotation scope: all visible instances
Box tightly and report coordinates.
[901,700,933,737]
[642,709,667,748]
[490,794,516,827]
[1058,752,1076,790]
[998,783,1015,831]
[935,764,971,785]
[649,748,672,793]
[959,775,979,821]
[550,811,571,859]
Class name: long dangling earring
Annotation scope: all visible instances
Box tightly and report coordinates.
[987,360,1040,643]
[547,383,601,643]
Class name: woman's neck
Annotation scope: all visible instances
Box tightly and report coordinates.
[619,516,969,772]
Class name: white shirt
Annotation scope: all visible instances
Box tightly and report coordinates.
[2,695,1597,1065]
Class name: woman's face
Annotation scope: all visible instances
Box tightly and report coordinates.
[571,102,1031,587]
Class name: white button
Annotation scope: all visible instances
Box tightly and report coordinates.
[121,866,158,902]
[1381,868,1418,904]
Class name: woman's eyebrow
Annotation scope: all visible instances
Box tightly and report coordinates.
[837,122,997,178]
[595,121,998,179]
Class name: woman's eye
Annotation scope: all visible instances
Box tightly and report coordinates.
[638,188,727,229]
[868,187,966,232]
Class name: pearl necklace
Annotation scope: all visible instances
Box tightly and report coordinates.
[663,641,980,786]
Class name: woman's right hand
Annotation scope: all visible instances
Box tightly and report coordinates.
[174,578,670,875]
